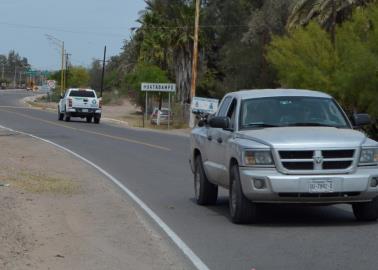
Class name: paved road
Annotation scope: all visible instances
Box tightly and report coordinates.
[1,90,378,270]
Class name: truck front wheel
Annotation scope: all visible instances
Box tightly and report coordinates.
[194,155,218,205]
[352,197,378,221]
[58,107,64,121]
[229,165,258,224]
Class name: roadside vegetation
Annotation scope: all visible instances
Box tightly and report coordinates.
[45,0,378,134]
[0,51,30,88]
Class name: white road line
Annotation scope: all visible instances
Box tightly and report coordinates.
[0,124,210,270]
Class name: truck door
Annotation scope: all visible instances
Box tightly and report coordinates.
[212,98,237,187]
[204,96,234,186]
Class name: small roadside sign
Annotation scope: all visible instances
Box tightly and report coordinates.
[141,83,176,93]
[191,97,219,114]
[47,80,56,89]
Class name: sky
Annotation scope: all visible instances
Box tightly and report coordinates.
[0,0,146,70]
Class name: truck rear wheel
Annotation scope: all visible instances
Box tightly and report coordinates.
[229,165,258,224]
[94,117,101,124]
[352,197,378,221]
[194,155,218,205]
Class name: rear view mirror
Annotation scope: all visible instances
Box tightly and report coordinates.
[352,113,371,127]
[208,116,230,129]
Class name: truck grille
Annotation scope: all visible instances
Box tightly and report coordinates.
[278,149,356,172]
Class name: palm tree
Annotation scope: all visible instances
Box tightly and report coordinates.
[287,0,373,30]
[138,0,196,103]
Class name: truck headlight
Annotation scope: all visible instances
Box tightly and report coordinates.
[359,148,378,164]
[244,150,274,166]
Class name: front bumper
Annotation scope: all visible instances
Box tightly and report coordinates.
[66,108,102,117]
[239,167,378,203]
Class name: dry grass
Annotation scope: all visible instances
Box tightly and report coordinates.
[26,101,55,111]
[8,171,79,195]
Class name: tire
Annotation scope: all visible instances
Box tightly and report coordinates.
[229,165,258,224]
[94,117,100,124]
[352,197,378,221]
[64,106,70,122]
[194,155,218,205]
[58,107,64,121]
[86,117,92,123]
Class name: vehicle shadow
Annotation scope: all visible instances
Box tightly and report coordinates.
[195,196,375,227]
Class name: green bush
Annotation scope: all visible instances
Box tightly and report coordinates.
[267,3,378,121]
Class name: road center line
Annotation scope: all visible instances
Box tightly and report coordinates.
[0,124,209,270]
[0,108,171,151]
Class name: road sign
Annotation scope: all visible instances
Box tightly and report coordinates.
[141,83,176,93]
[191,97,219,114]
[47,80,56,89]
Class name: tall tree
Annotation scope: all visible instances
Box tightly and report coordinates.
[138,0,195,103]
[287,0,374,30]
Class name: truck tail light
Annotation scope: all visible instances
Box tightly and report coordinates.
[68,98,73,108]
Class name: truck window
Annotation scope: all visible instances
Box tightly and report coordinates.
[69,91,96,98]
[227,99,237,130]
[218,96,233,117]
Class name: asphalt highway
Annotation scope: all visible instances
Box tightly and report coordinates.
[1,90,377,270]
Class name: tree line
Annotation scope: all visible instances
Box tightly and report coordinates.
[0,50,30,85]
[54,0,377,122]
[98,1,375,112]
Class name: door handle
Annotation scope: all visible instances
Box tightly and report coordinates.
[207,136,213,141]
[217,137,223,144]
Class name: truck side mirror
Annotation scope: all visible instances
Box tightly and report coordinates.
[352,113,371,127]
[208,116,230,129]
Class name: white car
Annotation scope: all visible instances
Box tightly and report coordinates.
[58,88,102,123]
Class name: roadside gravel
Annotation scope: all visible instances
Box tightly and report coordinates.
[0,128,190,270]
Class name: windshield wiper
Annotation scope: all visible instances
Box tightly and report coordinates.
[243,122,278,128]
[286,122,339,127]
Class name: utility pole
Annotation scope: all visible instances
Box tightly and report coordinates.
[190,0,201,102]
[45,34,65,94]
[65,53,71,88]
[100,46,107,98]
[61,42,65,95]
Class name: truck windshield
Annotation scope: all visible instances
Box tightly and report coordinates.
[240,96,350,130]
[69,91,96,98]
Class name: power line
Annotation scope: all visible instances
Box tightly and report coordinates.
[0,20,250,36]
[0,21,127,37]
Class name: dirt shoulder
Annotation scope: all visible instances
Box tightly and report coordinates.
[22,95,191,136]
[0,128,190,270]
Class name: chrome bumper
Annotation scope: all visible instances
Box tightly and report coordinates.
[239,167,378,203]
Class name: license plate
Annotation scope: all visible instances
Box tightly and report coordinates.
[82,109,88,113]
[309,180,334,193]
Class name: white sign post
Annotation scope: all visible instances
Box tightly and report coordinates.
[141,83,177,129]
[190,97,219,128]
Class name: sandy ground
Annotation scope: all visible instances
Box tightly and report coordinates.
[0,128,190,270]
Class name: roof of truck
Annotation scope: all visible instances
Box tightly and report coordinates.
[228,89,332,100]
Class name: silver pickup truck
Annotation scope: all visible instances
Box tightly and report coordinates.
[190,89,378,224]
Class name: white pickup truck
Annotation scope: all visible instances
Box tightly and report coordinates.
[58,88,102,123]
[190,89,378,224]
